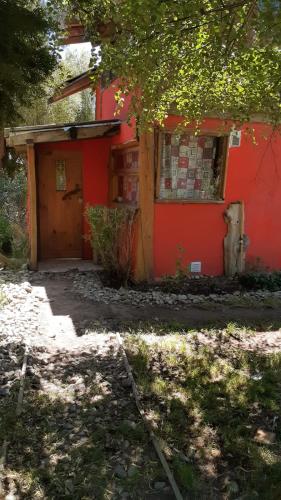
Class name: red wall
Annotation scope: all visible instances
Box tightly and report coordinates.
[96,82,136,144]
[154,117,281,276]
[36,84,281,277]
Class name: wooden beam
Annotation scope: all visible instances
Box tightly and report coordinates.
[50,75,93,103]
[111,140,139,151]
[60,22,88,45]
[6,124,120,148]
[26,142,37,270]
[224,201,245,276]
[135,132,154,281]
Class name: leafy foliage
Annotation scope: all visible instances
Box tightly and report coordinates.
[86,205,137,285]
[54,0,281,128]
[239,271,281,291]
[19,47,94,126]
[0,213,12,253]
[0,164,27,258]
[0,0,58,126]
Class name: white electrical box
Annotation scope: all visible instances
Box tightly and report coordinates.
[229,130,242,148]
[190,261,202,273]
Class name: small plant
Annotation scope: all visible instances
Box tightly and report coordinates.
[175,244,188,279]
[239,271,281,291]
[86,205,137,286]
[0,211,12,254]
[0,163,27,266]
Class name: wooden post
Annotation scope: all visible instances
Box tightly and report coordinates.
[135,132,154,281]
[26,141,37,270]
[224,201,245,276]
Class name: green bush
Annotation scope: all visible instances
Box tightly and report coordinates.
[0,163,27,262]
[0,212,12,254]
[239,271,281,291]
[86,205,137,285]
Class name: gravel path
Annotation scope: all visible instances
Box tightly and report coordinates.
[0,272,173,500]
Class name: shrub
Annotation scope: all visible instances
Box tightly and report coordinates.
[86,205,137,286]
[239,271,281,291]
[0,211,12,254]
[0,163,28,264]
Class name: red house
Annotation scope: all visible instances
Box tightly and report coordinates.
[4,68,281,281]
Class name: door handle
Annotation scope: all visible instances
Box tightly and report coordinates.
[62,185,81,200]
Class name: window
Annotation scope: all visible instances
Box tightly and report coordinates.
[157,132,228,201]
[56,160,66,191]
[110,145,139,206]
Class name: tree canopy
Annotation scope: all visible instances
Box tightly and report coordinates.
[20,47,94,126]
[0,0,58,126]
[53,0,281,127]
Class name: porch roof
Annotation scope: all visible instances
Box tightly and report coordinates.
[49,67,96,103]
[4,119,121,149]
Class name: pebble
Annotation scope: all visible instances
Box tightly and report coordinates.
[154,481,166,490]
[0,275,40,344]
[114,464,127,479]
[71,272,281,309]
[0,387,10,397]
[127,464,138,477]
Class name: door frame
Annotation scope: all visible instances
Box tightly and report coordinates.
[27,142,84,269]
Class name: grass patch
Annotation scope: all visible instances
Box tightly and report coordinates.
[125,331,281,498]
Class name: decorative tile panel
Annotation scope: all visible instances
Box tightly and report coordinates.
[159,133,220,200]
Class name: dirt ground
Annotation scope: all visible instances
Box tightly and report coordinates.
[1,272,281,499]
[30,276,281,333]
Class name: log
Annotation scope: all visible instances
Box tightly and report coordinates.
[224,201,246,276]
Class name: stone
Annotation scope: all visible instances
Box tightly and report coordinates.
[154,481,166,490]
[65,479,74,493]
[254,429,276,444]
[0,387,10,397]
[127,464,138,478]
[114,464,127,479]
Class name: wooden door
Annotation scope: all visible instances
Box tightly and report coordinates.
[38,149,83,259]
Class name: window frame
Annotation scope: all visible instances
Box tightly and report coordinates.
[109,141,140,208]
[155,129,229,204]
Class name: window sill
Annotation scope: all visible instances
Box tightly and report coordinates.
[155,199,225,204]
[111,201,139,209]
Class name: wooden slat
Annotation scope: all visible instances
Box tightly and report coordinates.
[155,129,162,199]
[26,142,37,270]
[135,132,154,281]
[111,140,139,151]
[220,135,230,199]
[155,199,225,204]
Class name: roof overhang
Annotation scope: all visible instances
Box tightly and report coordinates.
[50,68,96,103]
[4,120,121,149]
[63,21,87,44]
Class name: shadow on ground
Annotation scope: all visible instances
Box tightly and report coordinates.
[29,275,281,335]
[0,341,169,500]
[125,335,281,499]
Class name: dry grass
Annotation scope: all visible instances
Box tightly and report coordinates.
[125,325,281,498]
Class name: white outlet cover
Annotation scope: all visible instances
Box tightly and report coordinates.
[190,261,202,273]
